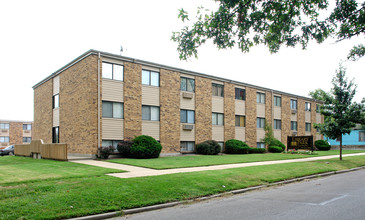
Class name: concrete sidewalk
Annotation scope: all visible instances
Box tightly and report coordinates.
[71,153,365,179]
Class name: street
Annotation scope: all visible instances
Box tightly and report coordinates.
[117,169,365,220]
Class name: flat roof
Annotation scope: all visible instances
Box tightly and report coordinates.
[0,119,33,123]
[33,49,323,103]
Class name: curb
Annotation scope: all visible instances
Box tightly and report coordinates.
[68,166,365,220]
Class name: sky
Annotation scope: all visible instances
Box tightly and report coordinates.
[1,0,364,122]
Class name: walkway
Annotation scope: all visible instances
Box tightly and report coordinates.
[71,153,365,179]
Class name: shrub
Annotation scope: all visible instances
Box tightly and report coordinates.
[98,146,115,159]
[249,148,266,154]
[117,140,133,157]
[268,145,284,153]
[225,139,251,154]
[196,140,221,155]
[315,140,331,151]
[129,135,162,159]
[270,139,286,151]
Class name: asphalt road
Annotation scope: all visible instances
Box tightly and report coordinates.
[117,169,365,220]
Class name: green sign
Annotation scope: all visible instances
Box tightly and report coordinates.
[287,136,313,151]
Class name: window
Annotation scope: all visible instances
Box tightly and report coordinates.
[23,124,32,130]
[102,62,124,81]
[212,113,224,125]
[53,94,59,109]
[181,77,195,92]
[305,102,311,111]
[359,131,365,142]
[181,141,195,152]
[235,88,246,100]
[316,104,321,113]
[180,110,195,123]
[23,137,31,143]
[274,96,281,107]
[0,123,9,130]
[274,119,281,129]
[142,70,159,86]
[52,126,59,143]
[212,83,224,97]
[102,140,121,152]
[305,123,311,132]
[290,99,297,110]
[316,127,320,133]
[142,105,160,121]
[257,92,265,104]
[235,115,245,127]
[257,117,265,128]
[0,137,9,143]
[291,121,297,131]
[102,101,123,119]
[257,142,265,148]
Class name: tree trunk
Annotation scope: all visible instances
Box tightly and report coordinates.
[340,136,342,160]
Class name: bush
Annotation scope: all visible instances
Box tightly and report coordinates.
[270,139,286,151]
[117,140,133,157]
[196,140,221,155]
[268,145,284,153]
[225,139,251,154]
[315,140,331,151]
[249,148,266,154]
[129,135,162,159]
[98,146,115,159]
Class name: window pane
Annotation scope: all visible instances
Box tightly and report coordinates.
[180,110,187,123]
[113,65,123,81]
[235,116,240,126]
[180,78,187,91]
[142,70,150,85]
[218,85,224,97]
[187,79,195,92]
[102,140,112,147]
[212,85,217,96]
[151,71,159,86]
[102,101,113,118]
[102,62,113,79]
[240,116,245,127]
[113,103,123,118]
[212,113,217,125]
[151,106,159,121]
[187,110,195,123]
[142,106,150,120]
[53,94,59,108]
[257,93,260,103]
[217,114,224,125]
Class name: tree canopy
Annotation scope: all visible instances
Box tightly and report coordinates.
[172,0,365,60]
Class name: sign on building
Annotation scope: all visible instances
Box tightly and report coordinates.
[287,136,314,151]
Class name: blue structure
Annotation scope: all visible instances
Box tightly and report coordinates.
[326,130,365,146]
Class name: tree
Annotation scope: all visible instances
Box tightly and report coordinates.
[172,0,365,61]
[314,65,365,160]
[308,88,330,102]
[263,121,275,147]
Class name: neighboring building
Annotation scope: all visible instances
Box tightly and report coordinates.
[326,128,365,147]
[33,49,324,157]
[0,120,33,148]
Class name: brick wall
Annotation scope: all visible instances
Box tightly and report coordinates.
[33,79,53,143]
[123,61,142,140]
[160,69,180,153]
[265,91,272,126]
[60,55,99,155]
[245,87,257,148]
[9,122,23,145]
[195,76,212,144]
[297,99,305,136]
[224,82,235,141]
[281,95,291,146]
[311,101,318,140]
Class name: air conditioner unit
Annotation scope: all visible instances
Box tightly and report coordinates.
[182,92,193,99]
[183,124,194,130]
[24,130,30,133]
[291,109,297,114]
[1,129,8,133]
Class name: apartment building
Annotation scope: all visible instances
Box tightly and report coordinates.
[33,49,323,157]
[0,120,32,148]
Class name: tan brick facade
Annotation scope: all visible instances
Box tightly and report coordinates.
[160,69,180,153]
[9,122,23,145]
[311,101,318,140]
[265,91,272,125]
[245,87,257,148]
[33,79,53,143]
[224,82,235,141]
[281,95,291,146]
[297,99,305,136]
[60,55,99,155]
[195,76,212,144]
[123,61,142,140]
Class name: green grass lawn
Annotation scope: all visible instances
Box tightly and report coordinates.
[1,155,365,219]
[108,150,365,169]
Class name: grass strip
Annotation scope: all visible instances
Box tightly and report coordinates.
[108,150,365,169]
[1,155,365,219]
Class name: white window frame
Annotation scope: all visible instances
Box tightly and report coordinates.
[102,62,124,81]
